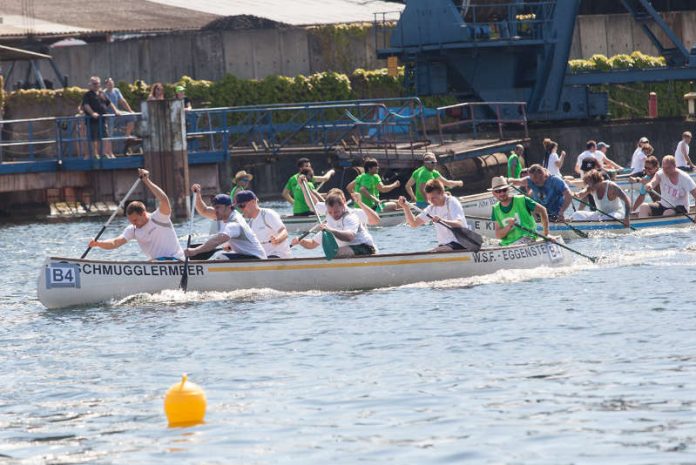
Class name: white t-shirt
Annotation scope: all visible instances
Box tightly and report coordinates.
[630,147,646,174]
[676,140,690,167]
[547,151,562,177]
[121,209,184,260]
[247,208,291,258]
[655,169,696,208]
[576,150,605,171]
[220,210,267,259]
[313,208,376,250]
[416,195,468,246]
[315,202,369,225]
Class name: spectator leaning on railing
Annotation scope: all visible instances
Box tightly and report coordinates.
[104,77,135,141]
[81,76,120,159]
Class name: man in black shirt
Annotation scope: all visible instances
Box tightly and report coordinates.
[82,76,120,159]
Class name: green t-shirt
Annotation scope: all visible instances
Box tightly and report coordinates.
[290,178,314,215]
[507,152,522,178]
[410,166,441,202]
[491,195,538,246]
[354,172,382,208]
[284,173,299,196]
[230,184,241,199]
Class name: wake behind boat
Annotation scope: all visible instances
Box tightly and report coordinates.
[38,241,573,309]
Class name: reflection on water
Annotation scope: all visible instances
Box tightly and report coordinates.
[1,201,696,464]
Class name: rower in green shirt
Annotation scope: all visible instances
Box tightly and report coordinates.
[489,176,549,246]
[405,152,464,208]
[230,170,253,200]
[507,144,525,178]
[282,157,335,216]
[347,158,400,212]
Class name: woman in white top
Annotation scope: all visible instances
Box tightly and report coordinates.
[398,178,469,252]
[629,137,649,175]
[571,170,631,228]
[545,140,566,178]
[675,131,694,171]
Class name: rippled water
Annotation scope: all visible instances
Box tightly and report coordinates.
[1,202,696,464]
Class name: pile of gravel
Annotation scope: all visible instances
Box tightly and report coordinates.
[201,15,290,31]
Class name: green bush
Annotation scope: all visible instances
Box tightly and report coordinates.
[569,51,666,72]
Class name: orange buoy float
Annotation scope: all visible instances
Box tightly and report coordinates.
[164,373,207,427]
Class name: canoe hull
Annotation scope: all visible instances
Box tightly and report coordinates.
[38,243,573,309]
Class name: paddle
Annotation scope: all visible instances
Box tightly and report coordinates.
[290,222,322,248]
[644,188,696,224]
[408,202,483,252]
[302,179,339,260]
[513,222,598,263]
[179,194,196,292]
[81,178,141,259]
[572,195,637,231]
[509,185,588,239]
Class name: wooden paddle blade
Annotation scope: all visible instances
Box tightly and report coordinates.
[179,258,190,291]
[322,230,340,261]
[452,226,483,252]
[179,274,188,291]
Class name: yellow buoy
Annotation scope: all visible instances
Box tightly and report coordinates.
[164,373,207,427]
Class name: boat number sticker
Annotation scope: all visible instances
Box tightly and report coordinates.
[547,243,563,262]
[46,262,81,289]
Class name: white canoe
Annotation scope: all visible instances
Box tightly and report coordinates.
[38,242,573,309]
[468,210,696,240]
[458,192,498,217]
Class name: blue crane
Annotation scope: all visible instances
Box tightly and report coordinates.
[377,0,696,120]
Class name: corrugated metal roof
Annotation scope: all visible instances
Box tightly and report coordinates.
[117,0,404,26]
[0,14,91,36]
[0,0,404,38]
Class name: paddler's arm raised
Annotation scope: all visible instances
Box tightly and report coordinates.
[191,184,216,220]
[397,196,425,227]
[350,192,380,225]
[440,177,464,189]
[138,169,171,216]
[405,177,417,202]
[282,186,294,205]
[184,233,228,257]
[534,203,549,236]
[88,236,127,250]
[313,169,335,183]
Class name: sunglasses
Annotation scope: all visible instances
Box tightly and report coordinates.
[239,177,250,182]
[425,160,437,165]
[493,188,508,194]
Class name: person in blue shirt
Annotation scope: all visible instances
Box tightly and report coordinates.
[508,164,573,221]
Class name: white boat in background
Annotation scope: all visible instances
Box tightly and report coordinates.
[467,210,696,240]
[458,192,498,217]
[38,241,573,309]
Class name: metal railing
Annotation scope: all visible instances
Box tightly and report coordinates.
[185,97,429,158]
[0,113,143,164]
[435,101,528,144]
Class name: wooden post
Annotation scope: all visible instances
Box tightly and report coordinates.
[141,99,189,219]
